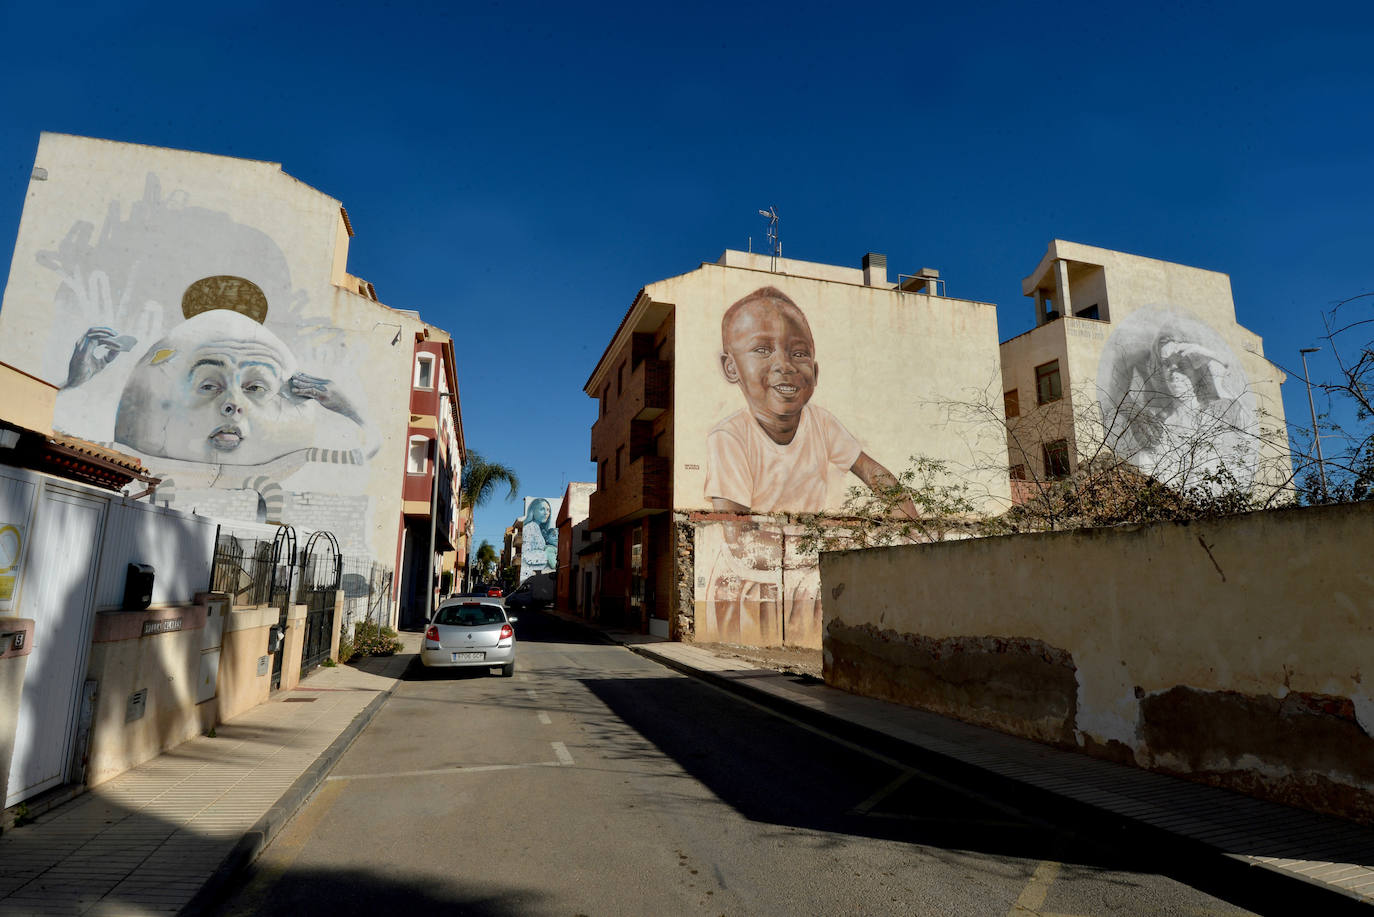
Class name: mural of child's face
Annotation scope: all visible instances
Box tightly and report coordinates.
[115,310,315,464]
[721,297,819,421]
[533,501,550,524]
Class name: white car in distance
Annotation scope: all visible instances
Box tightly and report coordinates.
[421,600,517,676]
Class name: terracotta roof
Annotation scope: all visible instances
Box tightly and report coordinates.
[48,432,149,474]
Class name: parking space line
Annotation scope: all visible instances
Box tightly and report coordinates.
[853,771,914,815]
[525,688,538,701]
[552,742,574,766]
[327,758,571,782]
[537,711,552,725]
[1009,860,1060,915]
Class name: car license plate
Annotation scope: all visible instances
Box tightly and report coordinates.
[452,651,484,662]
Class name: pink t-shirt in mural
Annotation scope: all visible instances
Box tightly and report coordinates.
[704,404,863,513]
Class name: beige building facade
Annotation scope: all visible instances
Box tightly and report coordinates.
[585,250,1009,647]
[1000,240,1290,498]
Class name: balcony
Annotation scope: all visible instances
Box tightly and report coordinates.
[592,359,670,455]
[589,455,670,529]
[632,358,670,420]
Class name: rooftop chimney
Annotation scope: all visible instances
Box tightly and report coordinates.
[862,252,888,286]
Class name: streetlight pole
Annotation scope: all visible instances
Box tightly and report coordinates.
[1299,347,1328,502]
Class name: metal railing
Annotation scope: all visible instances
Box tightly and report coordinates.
[209,534,275,606]
[210,533,395,637]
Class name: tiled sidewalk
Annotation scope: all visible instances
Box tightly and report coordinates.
[0,637,417,916]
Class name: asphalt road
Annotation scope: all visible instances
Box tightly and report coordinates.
[210,611,1259,916]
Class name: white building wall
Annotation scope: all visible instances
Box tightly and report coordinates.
[0,133,444,567]
[93,499,218,610]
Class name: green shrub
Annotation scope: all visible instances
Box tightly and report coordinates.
[349,620,402,658]
[337,627,355,663]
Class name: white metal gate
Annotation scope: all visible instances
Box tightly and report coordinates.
[5,482,108,807]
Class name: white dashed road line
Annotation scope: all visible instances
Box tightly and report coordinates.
[551,742,574,766]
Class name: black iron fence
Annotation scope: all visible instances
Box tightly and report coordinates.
[210,534,275,606]
[297,550,341,671]
[340,556,395,635]
[209,531,395,644]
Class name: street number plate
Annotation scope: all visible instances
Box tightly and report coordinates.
[452,652,484,662]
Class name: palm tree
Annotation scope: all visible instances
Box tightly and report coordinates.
[460,451,520,510]
[474,540,499,582]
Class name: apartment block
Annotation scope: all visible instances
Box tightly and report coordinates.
[584,250,1009,646]
[1000,240,1290,497]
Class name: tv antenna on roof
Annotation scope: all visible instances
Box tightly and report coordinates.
[758,207,780,272]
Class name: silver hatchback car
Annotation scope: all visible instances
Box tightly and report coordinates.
[420,601,517,676]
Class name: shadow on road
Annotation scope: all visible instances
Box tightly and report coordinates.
[577,671,1363,917]
[208,865,551,917]
[581,672,1120,865]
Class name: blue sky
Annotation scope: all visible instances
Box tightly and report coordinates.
[2,1,1372,554]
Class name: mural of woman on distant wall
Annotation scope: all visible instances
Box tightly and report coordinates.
[518,497,558,582]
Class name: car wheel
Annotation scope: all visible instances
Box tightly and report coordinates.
[500,662,515,677]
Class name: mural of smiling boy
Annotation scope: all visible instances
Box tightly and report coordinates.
[701,286,916,646]
[705,286,915,517]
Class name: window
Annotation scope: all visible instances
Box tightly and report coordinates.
[407,436,431,474]
[1035,360,1062,405]
[600,385,609,417]
[414,354,435,390]
[1010,464,1027,481]
[1003,389,1020,419]
[598,459,607,489]
[617,361,626,396]
[1043,439,1071,480]
[615,445,625,480]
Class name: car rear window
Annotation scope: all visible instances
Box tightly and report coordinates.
[437,605,505,627]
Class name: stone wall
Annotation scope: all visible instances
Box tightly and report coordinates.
[821,501,1374,824]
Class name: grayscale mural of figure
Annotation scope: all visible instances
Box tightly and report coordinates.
[60,275,376,524]
[701,286,917,646]
[25,171,380,552]
[1097,305,1259,492]
[519,498,557,581]
[62,277,374,466]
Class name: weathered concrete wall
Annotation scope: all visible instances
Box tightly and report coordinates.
[84,599,218,786]
[821,501,1374,823]
[219,605,275,721]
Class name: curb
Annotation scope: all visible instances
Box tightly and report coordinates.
[178,665,407,917]
[617,642,1373,917]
